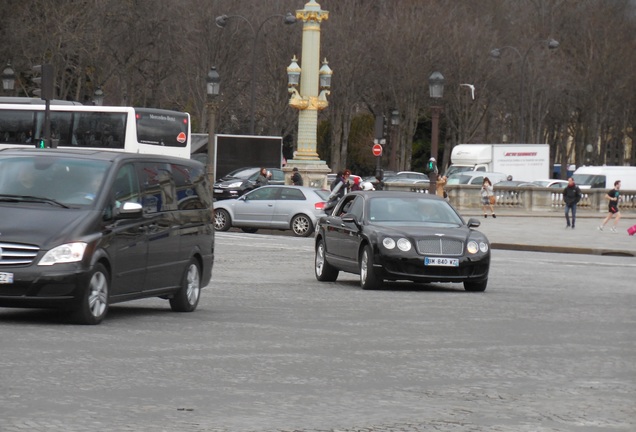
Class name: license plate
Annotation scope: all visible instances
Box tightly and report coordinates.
[424,257,459,267]
[213,189,223,194]
[0,272,14,284]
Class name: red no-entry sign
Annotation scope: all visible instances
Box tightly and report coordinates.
[372,144,383,157]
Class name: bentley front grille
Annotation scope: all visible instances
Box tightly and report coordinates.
[416,238,463,256]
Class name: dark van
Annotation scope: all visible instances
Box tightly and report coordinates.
[0,148,214,324]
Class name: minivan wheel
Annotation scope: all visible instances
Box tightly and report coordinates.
[214,209,231,231]
[291,214,313,237]
[73,263,109,325]
[170,259,201,312]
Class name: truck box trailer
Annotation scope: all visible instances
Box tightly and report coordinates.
[446,144,550,182]
[191,133,283,180]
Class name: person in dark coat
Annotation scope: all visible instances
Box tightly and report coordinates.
[329,169,350,200]
[562,177,582,229]
[291,167,303,186]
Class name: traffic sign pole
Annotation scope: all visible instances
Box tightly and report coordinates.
[372,143,383,179]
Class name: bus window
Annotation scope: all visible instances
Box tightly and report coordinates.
[71,111,126,148]
[135,108,189,148]
[0,109,35,143]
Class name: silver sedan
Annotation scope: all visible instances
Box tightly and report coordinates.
[213,185,330,237]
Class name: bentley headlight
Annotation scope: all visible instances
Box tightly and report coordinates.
[39,242,88,266]
[397,238,412,252]
[467,240,479,254]
[479,242,489,253]
[382,238,396,249]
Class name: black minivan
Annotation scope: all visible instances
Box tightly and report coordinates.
[0,148,214,324]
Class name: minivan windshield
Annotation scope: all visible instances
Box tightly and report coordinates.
[0,155,109,206]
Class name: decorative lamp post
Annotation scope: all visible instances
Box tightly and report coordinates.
[206,66,221,190]
[389,109,400,172]
[1,61,16,94]
[285,0,332,187]
[428,71,444,194]
[216,12,296,135]
[490,38,559,142]
[92,87,104,106]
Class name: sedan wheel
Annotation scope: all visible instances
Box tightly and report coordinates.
[360,245,381,290]
[214,209,231,231]
[315,239,339,281]
[291,214,313,237]
[464,279,488,292]
[73,263,109,325]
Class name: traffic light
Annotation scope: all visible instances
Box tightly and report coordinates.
[35,138,46,149]
[32,64,54,100]
[424,159,437,174]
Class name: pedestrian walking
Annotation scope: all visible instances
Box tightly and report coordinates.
[291,167,303,186]
[562,177,582,229]
[480,177,496,218]
[598,180,622,232]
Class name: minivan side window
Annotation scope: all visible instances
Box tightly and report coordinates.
[171,163,210,209]
[136,162,209,213]
[112,164,141,206]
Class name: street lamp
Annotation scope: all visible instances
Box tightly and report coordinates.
[428,71,444,194]
[390,109,400,171]
[2,61,16,94]
[206,66,221,189]
[215,12,296,135]
[92,87,104,106]
[490,38,559,142]
[585,143,593,166]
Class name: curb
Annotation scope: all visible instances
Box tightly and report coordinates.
[491,242,635,257]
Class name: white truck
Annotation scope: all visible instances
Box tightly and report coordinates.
[446,144,550,182]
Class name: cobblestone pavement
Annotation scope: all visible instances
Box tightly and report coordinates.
[1,215,634,432]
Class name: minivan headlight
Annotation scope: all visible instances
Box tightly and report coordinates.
[39,242,88,266]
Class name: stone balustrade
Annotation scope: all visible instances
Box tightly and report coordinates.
[384,182,636,213]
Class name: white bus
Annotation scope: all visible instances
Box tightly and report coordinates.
[0,102,191,159]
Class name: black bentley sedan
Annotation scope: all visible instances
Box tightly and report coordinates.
[314,191,490,291]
